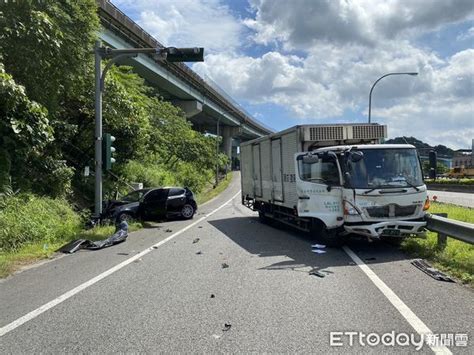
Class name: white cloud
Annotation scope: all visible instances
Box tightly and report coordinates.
[194,45,473,148]
[245,0,474,49]
[112,0,243,52]
[457,26,474,41]
[112,0,474,148]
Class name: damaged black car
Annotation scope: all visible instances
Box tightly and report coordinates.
[103,187,197,222]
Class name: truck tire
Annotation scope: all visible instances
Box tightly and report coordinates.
[311,220,344,247]
[258,211,269,224]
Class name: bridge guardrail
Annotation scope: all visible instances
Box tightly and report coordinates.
[425,213,474,248]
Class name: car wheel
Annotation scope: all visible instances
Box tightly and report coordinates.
[181,204,195,219]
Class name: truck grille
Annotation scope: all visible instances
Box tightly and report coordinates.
[365,204,417,218]
[309,126,344,141]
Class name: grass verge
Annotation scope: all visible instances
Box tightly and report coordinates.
[401,202,474,285]
[0,222,142,278]
[195,172,233,205]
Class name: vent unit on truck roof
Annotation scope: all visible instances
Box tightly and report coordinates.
[352,125,386,140]
[309,126,344,141]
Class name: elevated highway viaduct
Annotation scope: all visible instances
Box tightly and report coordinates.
[97,0,272,161]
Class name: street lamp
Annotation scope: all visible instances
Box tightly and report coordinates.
[368,72,418,123]
[94,41,204,218]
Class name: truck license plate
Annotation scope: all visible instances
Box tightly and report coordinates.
[381,229,401,236]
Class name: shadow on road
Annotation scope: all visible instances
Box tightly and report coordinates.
[209,215,415,275]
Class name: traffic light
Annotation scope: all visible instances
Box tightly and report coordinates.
[165,47,204,62]
[102,133,116,170]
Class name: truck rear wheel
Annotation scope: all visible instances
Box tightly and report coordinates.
[311,220,344,247]
[258,211,269,224]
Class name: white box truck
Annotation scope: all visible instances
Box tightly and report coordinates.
[241,124,430,246]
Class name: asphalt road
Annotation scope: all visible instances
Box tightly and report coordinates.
[427,190,474,208]
[1,173,472,353]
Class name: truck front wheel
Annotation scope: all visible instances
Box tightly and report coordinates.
[311,220,344,247]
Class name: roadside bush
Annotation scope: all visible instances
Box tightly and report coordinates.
[121,160,177,189]
[0,194,81,251]
[174,162,213,193]
[425,178,474,185]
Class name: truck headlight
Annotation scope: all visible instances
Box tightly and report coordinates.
[344,201,360,216]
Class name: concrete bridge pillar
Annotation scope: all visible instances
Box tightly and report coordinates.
[173,100,202,118]
[220,126,240,160]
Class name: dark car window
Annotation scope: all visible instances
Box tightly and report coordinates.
[143,189,168,202]
[122,189,149,202]
[169,188,185,197]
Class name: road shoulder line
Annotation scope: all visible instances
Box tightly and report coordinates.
[342,246,452,355]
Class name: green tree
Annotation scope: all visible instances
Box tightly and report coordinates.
[0,0,99,114]
[0,63,54,192]
[0,0,99,197]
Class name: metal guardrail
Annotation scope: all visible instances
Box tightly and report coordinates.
[425,213,474,248]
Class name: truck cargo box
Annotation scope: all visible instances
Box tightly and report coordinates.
[241,124,387,210]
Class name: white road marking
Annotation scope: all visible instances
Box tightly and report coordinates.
[343,246,452,355]
[0,190,241,338]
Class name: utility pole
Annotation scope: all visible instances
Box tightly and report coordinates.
[94,40,103,219]
[93,43,204,218]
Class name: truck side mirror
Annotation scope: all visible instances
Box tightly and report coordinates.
[350,151,364,162]
[302,154,319,164]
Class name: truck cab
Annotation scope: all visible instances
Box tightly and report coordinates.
[296,144,429,239]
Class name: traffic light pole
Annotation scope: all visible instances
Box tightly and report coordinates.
[94,40,103,218]
[93,41,204,218]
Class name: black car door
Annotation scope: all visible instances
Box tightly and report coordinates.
[166,188,186,215]
[140,189,169,220]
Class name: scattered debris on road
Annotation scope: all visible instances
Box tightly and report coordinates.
[210,294,215,298]
[117,252,129,256]
[196,251,202,255]
[365,257,376,261]
[198,226,203,229]
[152,246,158,249]
[222,323,232,331]
[221,263,229,269]
[134,258,142,263]
[193,238,200,244]
[165,229,172,233]
[58,220,128,253]
[412,259,454,282]
[309,269,325,278]
[348,261,356,265]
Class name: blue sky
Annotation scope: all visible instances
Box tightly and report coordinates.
[112,0,474,149]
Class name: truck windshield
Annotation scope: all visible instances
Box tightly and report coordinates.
[347,148,423,189]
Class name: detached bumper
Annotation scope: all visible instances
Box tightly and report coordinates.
[344,220,426,238]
